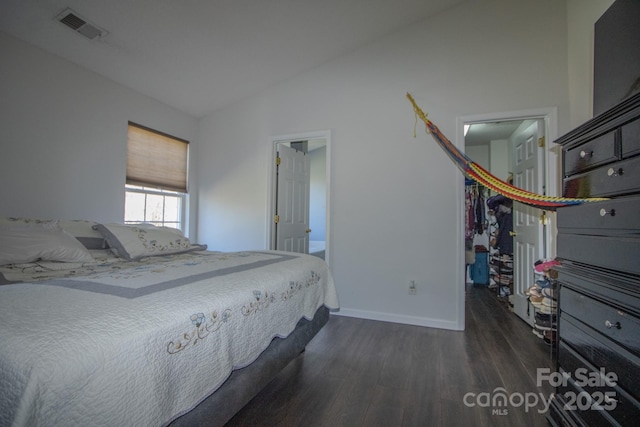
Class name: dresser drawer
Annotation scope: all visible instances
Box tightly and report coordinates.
[547,396,583,427]
[560,313,640,400]
[557,234,640,275]
[558,342,640,426]
[563,155,640,198]
[556,264,640,317]
[564,131,618,176]
[560,286,640,357]
[556,196,640,235]
[621,118,640,158]
[555,368,618,427]
[555,368,636,427]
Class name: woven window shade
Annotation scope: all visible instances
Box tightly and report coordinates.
[127,123,188,192]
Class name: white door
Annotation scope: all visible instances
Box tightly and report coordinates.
[512,120,545,326]
[275,144,310,253]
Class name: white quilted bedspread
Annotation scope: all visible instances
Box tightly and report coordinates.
[0,251,339,427]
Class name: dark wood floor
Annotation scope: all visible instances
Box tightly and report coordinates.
[226,284,555,427]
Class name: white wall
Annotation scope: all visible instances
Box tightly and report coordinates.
[0,33,199,236]
[196,0,571,330]
[466,145,489,171]
[490,140,511,184]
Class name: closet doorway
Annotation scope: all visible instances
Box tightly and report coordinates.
[461,108,559,326]
[268,130,332,264]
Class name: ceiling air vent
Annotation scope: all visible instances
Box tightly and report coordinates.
[56,8,107,40]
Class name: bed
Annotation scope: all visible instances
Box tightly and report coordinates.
[0,218,339,427]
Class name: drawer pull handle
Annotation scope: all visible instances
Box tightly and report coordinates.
[579,150,593,159]
[607,167,624,177]
[600,208,616,217]
[605,320,621,329]
[604,395,618,404]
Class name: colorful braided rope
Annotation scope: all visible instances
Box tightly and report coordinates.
[407,93,608,210]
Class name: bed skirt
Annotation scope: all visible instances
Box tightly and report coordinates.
[168,305,330,427]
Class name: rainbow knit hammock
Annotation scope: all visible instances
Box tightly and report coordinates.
[406,93,608,211]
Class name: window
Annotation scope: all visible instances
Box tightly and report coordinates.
[124,185,184,229]
[125,123,188,230]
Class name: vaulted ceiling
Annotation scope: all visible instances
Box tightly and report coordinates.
[1,0,467,118]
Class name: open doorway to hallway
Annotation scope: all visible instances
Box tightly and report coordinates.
[269,131,332,264]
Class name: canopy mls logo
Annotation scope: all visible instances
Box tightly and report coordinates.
[462,368,619,416]
[463,388,550,415]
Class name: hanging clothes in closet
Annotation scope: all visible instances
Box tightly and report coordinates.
[474,186,485,235]
[465,179,487,263]
[486,194,513,255]
[465,179,486,238]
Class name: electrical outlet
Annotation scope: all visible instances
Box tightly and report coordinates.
[409,280,417,295]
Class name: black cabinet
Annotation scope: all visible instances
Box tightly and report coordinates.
[548,3,640,423]
[593,0,640,116]
[548,93,640,427]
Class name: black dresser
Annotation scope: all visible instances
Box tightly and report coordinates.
[547,92,640,426]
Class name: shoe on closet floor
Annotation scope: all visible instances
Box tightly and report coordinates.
[541,288,554,298]
[542,296,557,309]
[533,323,553,331]
[535,312,556,328]
[529,294,544,304]
[543,330,557,346]
[536,278,551,288]
[537,304,555,314]
[534,259,561,273]
[527,284,544,295]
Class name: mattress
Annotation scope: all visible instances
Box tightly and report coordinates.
[0,250,339,427]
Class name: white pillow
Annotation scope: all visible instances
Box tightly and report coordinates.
[94,223,206,261]
[0,217,107,249]
[0,224,95,265]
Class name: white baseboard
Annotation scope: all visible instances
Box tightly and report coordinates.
[331,308,463,331]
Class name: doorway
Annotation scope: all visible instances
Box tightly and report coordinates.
[268,131,331,264]
[461,108,559,326]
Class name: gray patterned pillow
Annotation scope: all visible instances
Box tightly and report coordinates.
[94,223,207,260]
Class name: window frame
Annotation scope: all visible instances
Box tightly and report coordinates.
[124,185,186,231]
[124,123,189,232]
